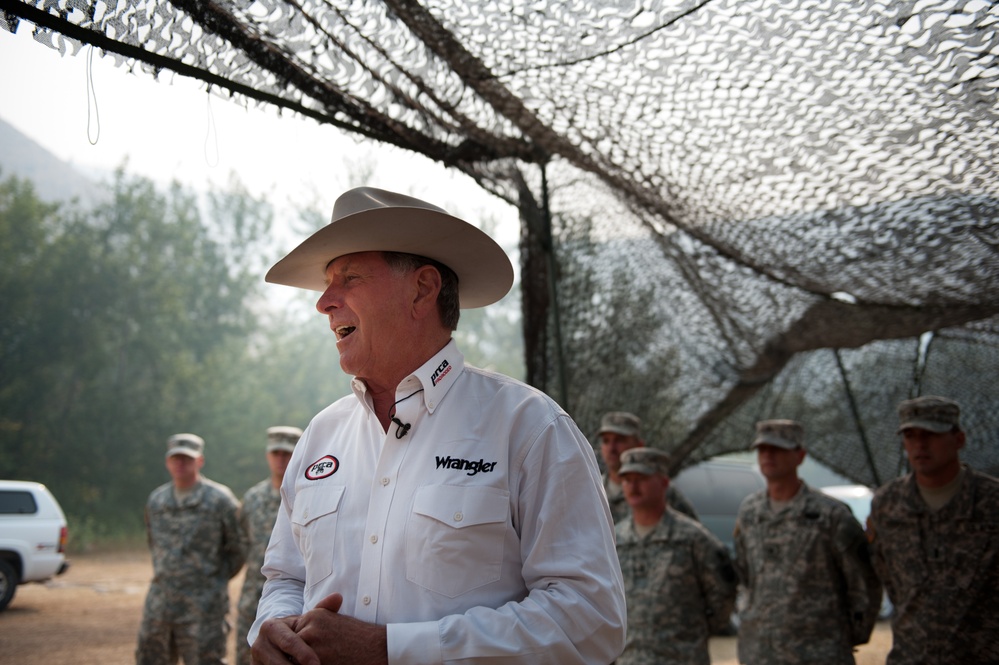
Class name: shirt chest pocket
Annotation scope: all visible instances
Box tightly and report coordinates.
[291,484,346,588]
[406,484,510,598]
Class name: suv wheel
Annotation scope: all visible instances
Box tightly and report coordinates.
[0,558,19,612]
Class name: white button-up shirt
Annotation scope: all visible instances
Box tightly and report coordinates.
[251,340,626,664]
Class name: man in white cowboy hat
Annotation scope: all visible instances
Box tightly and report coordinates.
[868,396,999,664]
[249,187,626,665]
[733,419,881,665]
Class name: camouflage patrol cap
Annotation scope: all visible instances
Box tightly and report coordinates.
[751,419,804,450]
[266,425,303,453]
[597,411,642,438]
[897,396,961,434]
[618,447,671,476]
[166,433,204,458]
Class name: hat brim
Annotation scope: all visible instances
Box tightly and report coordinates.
[265,206,514,309]
[619,463,658,476]
[597,426,639,437]
[267,443,297,453]
[750,435,800,450]
[897,420,955,435]
[166,448,201,458]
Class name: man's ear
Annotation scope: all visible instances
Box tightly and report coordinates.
[412,264,442,317]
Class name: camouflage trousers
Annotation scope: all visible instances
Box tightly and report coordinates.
[234,600,257,665]
[135,614,230,665]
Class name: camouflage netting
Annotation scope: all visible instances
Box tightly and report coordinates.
[4,0,998,484]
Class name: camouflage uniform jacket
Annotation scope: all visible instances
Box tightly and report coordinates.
[143,476,245,622]
[869,466,999,665]
[734,483,881,665]
[235,478,281,663]
[602,472,699,523]
[615,508,737,665]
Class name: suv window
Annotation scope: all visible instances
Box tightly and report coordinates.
[0,490,38,514]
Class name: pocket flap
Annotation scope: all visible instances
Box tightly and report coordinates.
[413,484,509,529]
[291,484,346,527]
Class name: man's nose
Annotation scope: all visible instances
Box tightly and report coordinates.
[316,286,338,314]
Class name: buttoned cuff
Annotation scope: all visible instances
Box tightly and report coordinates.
[386,621,443,665]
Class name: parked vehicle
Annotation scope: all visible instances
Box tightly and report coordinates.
[819,484,874,525]
[671,457,766,556]
[0,480,70,611]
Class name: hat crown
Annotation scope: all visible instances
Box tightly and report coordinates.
[752,419,804,449]
[267,425,302,450]
[332,187,449,221]
[166,433,204,456]
[619,447,671,475]
[267,425,303,443]
[598,411,642,437]
[897,395,961,432]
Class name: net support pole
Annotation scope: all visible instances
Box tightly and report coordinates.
[833,348,882,487]
[540,164,568,407]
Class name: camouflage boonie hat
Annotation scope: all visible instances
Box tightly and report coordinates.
[897,396,961,434]
[751,419,804,450]
[618,447,671,476]
[596,411,642,438]
[266,425,303,453]
[166,433,204,458]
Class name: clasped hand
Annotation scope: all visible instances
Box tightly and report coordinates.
[251,593,389,665]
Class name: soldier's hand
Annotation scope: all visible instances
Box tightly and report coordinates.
[251,614,319,665]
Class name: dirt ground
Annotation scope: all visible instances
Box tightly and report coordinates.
[0,549,894,664]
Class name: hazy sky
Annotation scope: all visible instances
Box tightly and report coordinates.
[0,26,519,249]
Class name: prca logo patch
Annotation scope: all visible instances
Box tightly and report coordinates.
[305,455,339,480]
[431,359,452,386]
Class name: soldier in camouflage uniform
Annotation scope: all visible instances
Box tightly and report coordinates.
[136,433,246,665]
[734,420,881,665]
[234,426,301,665]
[869,396,999,665]
[596,411,699,522]
[615,447,736,665]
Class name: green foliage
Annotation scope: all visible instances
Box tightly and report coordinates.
[0,169,269,535]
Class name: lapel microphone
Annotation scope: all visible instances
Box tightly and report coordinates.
[391,416,411,439]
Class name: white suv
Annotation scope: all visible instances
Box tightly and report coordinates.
[0,480,70,611]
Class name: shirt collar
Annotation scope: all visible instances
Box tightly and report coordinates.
[349,339,466,417]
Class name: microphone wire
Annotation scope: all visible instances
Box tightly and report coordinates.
[389,388,424,439]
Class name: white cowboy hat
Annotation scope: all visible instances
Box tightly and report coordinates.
[265,187,514,308]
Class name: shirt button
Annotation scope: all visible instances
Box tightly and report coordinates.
[362,595,371,605]
[381,477,390,486]
[370,535,378,544]
[453,511,463,522]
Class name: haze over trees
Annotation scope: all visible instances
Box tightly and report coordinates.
[0,168,523,547]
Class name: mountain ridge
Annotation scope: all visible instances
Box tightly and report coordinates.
[0,115,100,204]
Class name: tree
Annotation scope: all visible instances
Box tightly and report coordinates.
[0,170,271,539]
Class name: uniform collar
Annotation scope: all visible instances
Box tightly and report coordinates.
[904,463,976,517]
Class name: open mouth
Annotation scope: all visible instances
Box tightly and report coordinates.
[335,325,356,340]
